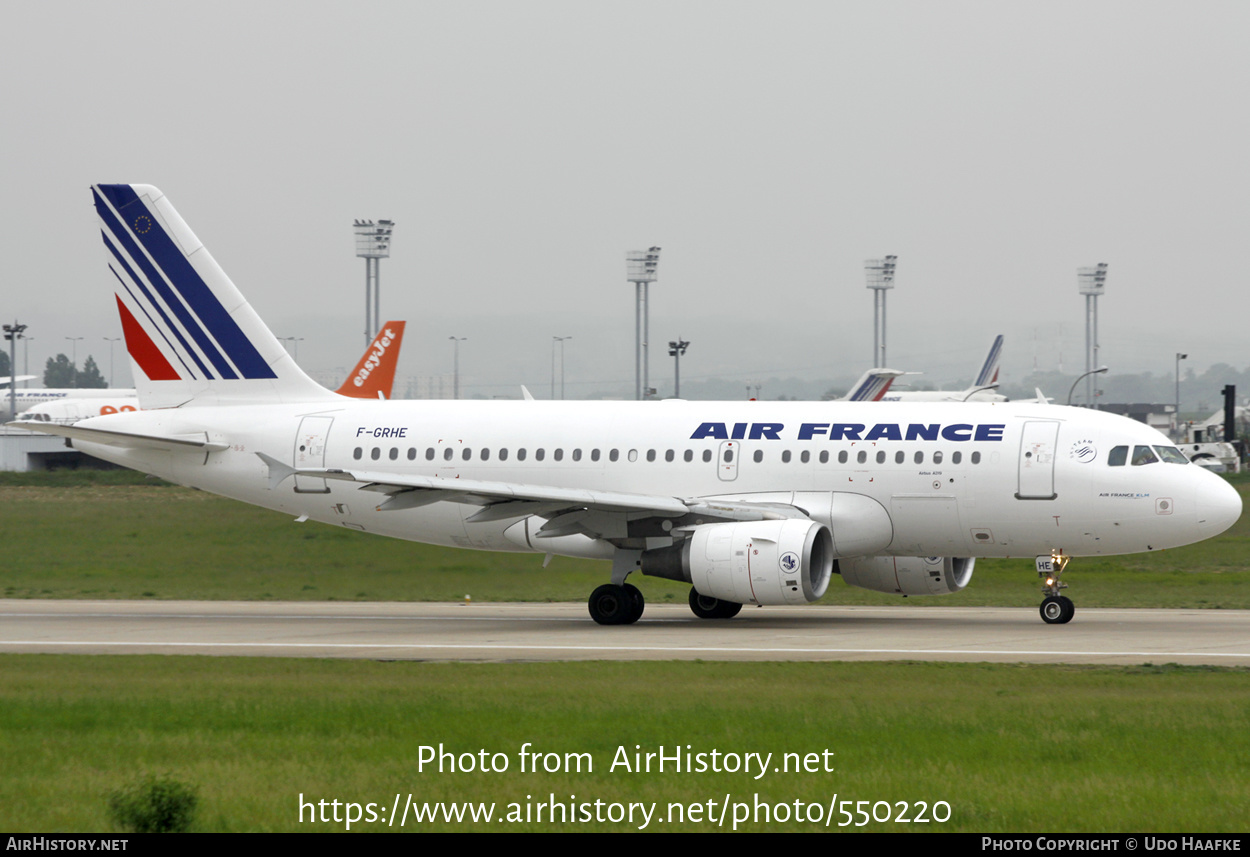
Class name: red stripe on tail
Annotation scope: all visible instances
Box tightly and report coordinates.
[116,294,181,381]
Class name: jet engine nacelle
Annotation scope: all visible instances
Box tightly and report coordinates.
[836,555,975,596]
[641,519,834,606]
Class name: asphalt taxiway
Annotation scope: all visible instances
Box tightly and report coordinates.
[2,599,1248,665]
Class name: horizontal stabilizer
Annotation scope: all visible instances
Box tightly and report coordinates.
[8,420,227,453]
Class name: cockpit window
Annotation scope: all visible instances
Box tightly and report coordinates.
[1154,445,1189,464]
[1108,446,1127,466]
[1131,445,1158,466]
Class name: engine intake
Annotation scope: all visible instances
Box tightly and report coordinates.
[641,519,834,606]
[836,556,975,596]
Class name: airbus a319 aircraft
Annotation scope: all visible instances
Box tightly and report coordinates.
[12,185,1242,627]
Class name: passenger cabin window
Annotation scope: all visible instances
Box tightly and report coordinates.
[819,451,828,464]
[684,450,693,462]
[572,449,582,461]
[702,450,712,463]
[895,451,904,464]
[753,450,763,463]
[499,448,509,461]
[518,449,527,461]
[857,451,867,464]
[426,448,435,461]
[1132,445,1158,466]
[933,451,944,464]
[801,450,810,463]
[462,448,472,460]
[554,449,563,461]
[536,449,546,461]
[646,449,656,462]
[610,449,619,462]
[591,449,600,462]
[353,447,363,460]
[971,451,981,464]
[407,448,417,461]
[1108,446,1128,466]
[952,451,961,464]
[914,451,924,464]
[443,448,453,461]
[665,449,675,462]
[838,451,848,464]
[481,448,490,461]
[371,448,381,461]
[876,451,885,464]
[782,451,791,463]
[390,448,399,460]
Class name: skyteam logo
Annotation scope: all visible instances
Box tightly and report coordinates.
[1069,440,1097,463]
[779,552,800,574]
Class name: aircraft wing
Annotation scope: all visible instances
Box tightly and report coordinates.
[256,453,808,534]
[6,420,228,452]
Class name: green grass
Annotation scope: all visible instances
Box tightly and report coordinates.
[2,475,1248,606]
[1,656,1248,832]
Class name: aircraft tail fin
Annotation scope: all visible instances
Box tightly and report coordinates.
[840,368,904,402]
[94,184,338,409]
[335,321,406,400]
[974,335,1004,388]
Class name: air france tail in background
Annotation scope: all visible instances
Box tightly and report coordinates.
[94,184,335,409]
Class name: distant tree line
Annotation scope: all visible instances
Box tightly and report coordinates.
[43,353,108,388]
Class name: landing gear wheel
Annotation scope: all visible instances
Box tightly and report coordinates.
[1040,596,1065,624]
[1059,595,1075,624]
[589,584,633,626]
[689,588,743,620]
[1037,552,1074,625]
[622,583,645,625]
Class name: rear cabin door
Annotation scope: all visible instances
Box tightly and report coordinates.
[293,415,333,494]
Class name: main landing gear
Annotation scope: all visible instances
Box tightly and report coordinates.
[588,583,645,626]
[1037,552,1075,624]
[688,588,743,620]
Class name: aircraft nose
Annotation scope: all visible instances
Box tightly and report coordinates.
[1195,472,1242,537]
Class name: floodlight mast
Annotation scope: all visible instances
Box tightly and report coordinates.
[626,247,661,400]
[668,338,689,398]
[1078,263,1108,407]
[355,219,395,348]
[3,321,26,418]
[864,256,897,368]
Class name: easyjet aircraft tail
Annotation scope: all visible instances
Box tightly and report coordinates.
[335,321,406,399]
[95,183,338,409]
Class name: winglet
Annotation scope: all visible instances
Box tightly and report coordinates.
[256,452,296,490]
[521,385,535,401]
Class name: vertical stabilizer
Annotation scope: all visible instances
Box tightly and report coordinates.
[94,184,338,409]
[974,335,1004,388]
[336,321,406,400]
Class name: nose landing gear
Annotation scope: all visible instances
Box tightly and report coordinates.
[1037,552,1075,624]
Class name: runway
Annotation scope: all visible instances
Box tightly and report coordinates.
[2,599,1249,665]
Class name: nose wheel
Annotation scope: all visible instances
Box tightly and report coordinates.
[1037,552,1075,624]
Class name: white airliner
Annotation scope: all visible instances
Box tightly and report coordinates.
[880,335,1007,402]
[21,321,407,424]
[11,185,1242,628]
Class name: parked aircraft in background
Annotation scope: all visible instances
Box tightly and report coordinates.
[12,186,1241,630]
[21,322,406,424]
[881,335,1007,403]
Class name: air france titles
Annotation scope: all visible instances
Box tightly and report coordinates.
[689,422,1006,442]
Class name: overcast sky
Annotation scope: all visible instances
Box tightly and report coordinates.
[2,1,1247,398]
